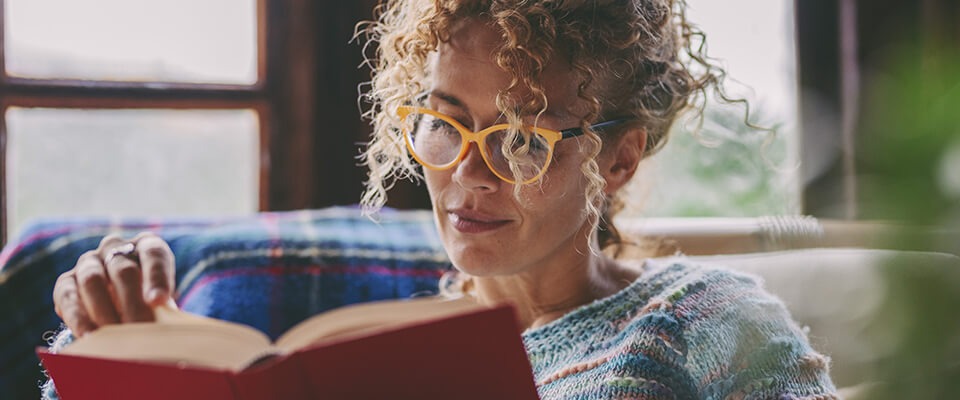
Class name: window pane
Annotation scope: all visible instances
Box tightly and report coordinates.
[6,108,260,238]
[4,0,257,84]
[623,0,800,218]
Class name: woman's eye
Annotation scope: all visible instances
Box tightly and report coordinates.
[429,119,458,134]
[528,136,548,151]
[510,132,547,153]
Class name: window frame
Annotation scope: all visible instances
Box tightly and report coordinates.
[0,0,326,244]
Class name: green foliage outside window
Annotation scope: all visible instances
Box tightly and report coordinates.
[627,101,797,218]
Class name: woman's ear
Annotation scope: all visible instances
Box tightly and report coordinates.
[600,126,647,195]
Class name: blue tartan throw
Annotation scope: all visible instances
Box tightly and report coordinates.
[0,206,451,400]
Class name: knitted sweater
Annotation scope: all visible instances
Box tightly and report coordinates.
[522,259,838,400]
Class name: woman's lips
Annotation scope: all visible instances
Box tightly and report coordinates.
[448,210,510,234]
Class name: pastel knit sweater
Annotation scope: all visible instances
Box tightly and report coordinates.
[521,259,838,400]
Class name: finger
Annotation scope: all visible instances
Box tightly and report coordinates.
[132,232,176,306]
[96,234,126,254]
[73,251,121,327]
[104,244,153,323]
[53,271,98,336]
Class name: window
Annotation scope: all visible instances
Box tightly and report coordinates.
[622,0,800,218]
[5,0,258,84]
[0,0,274,241]
[5,108,260,234]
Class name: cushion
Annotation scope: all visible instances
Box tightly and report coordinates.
[0,207,450,400]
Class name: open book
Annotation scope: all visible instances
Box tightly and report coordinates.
[38,297,540,400]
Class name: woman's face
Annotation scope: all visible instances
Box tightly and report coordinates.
[424,21,603,277]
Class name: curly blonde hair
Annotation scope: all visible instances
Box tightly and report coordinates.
[356,0,725,251]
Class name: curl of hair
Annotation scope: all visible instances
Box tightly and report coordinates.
[356,0,732,252]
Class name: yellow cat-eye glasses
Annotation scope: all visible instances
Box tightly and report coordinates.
[397,106,628,184]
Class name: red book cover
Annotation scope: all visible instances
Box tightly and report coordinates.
[39,305,540,400]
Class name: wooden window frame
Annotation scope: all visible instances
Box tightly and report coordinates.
[0,0,322,244]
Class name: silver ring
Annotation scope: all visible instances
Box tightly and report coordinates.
[105,242,137,263]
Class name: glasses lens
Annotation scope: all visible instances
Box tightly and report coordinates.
[483,128,551,182]
[404,112,463,167]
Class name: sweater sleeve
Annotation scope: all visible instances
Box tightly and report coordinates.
[676,268,838,400]
[39,326,74,400]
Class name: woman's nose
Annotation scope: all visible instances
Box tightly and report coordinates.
[452,142,500,192]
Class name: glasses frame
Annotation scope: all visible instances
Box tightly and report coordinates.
[397,106,628,184]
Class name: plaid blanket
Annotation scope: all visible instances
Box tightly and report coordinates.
[0,207,451,400]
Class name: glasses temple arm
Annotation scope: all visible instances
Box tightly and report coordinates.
[559,118,631,139]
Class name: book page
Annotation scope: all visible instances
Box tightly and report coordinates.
[61,305,274,372]
[275,295,483,352]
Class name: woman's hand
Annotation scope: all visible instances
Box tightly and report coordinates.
[52,232,176,337]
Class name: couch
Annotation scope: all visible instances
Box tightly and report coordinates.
[1,206,957,399]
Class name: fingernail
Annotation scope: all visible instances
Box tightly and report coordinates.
[145,288,168,305]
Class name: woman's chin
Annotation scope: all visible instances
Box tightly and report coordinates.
[450,259,497,277]
[439,224,528,277]
[447,248,512,277]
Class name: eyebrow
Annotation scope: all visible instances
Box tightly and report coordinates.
[429,90,467,111]
[428,89,565,125]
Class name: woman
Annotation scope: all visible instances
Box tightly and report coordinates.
[49,0,837,398]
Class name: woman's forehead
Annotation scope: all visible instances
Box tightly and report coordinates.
[445,19,500,58]
[431,23,585,121]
